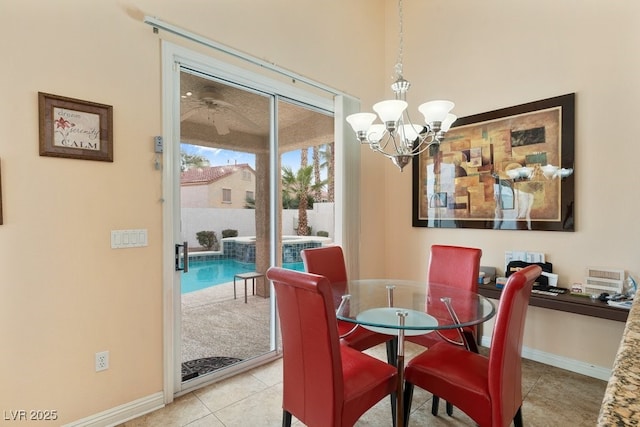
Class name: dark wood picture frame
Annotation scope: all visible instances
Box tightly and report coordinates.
[38,92,113,162]
[412,93,575,231]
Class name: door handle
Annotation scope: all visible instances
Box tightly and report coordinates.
[175,241,189,272]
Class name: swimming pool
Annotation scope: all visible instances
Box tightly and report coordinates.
[181,258,304,294]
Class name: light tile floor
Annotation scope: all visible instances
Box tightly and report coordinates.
[120,342,607,427]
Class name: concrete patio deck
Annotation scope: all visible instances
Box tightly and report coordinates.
[181,280,272,364]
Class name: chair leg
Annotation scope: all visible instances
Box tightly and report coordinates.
[390,392,397,427]
[282,410,292,427]
[513,407,523,427]
[432,395,453,416]
[446,401,453,416]
[464,330,479,353]
[431,395,440,416]
[403,382,414,427]
[386,337,398,367]
[385,337,398,427]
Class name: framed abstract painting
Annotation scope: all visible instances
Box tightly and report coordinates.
[412,93,575,231]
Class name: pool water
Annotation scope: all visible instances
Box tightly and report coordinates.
[181,258,304,294]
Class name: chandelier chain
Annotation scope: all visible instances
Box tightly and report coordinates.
[395,0,404,79]
[345,0,457,171]
[345,0,572,177]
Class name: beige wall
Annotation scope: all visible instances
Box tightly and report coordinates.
[373,0,639,370]
[1,1,164,423]
[1,0,638,423]
[0,0,383,424]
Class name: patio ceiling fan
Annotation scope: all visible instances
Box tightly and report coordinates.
[180,86,257,135]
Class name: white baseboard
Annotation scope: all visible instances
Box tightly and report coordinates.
[63,392,164,427]
[480,336,611,381]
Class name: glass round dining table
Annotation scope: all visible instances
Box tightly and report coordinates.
[333,279,495,335]
[332,279,496,427]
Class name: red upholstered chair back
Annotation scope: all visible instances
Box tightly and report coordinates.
[266,267,343,426]
[302,245,396,357]
[427,245,482,342]
[301,246,349,315]
[428,245,481,290]
[301,245,348,284]
[488,264,541,426]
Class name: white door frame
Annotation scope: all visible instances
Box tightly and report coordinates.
[160,41,358,402]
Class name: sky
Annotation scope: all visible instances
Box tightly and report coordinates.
[181,143,302,171]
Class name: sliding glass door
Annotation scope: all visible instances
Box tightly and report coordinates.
[178,71,275,389]
[163,44,339,395]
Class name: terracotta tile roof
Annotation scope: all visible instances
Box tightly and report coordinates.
[180,163,254,185]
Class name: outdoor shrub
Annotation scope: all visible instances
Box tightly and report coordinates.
[316,230,329,237]
[222,229,238,238]
[196,231,219,251]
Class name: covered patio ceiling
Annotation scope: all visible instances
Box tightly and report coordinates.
[179,72,335,156]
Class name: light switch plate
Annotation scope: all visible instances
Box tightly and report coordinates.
[111,229,148,248]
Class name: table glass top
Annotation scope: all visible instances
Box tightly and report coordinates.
[332,279,495,333]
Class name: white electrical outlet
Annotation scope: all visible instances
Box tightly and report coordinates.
[95,351,109,372]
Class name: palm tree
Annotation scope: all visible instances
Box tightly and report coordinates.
[180,150,210,171]
[312,145,322,201]
[282,165,325,236]
[320,143,335,202]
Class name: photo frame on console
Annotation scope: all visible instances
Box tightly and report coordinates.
[412,93,575,231]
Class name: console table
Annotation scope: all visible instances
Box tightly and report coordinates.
[477,283,629,322]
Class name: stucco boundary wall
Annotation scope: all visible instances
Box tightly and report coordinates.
[182,202,335,250]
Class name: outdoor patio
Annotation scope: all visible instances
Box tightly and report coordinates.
[181,280,272,377]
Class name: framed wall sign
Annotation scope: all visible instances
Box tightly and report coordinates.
[412,93,575,231]
[38,92,113,162]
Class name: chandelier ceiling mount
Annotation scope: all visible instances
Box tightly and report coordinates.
[346,0,456,171]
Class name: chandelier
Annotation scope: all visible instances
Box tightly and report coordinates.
[346,0,456,171]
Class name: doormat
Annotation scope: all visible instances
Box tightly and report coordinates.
[181,356,243,381]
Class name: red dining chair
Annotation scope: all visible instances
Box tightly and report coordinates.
[266,267,398,427]
[302,246,399,425]
[403,264,541,427]
[406,244,482,415]
[408,245,482,350]
[301,246,396,357]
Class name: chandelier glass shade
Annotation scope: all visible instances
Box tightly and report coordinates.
[346,0,456,171]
